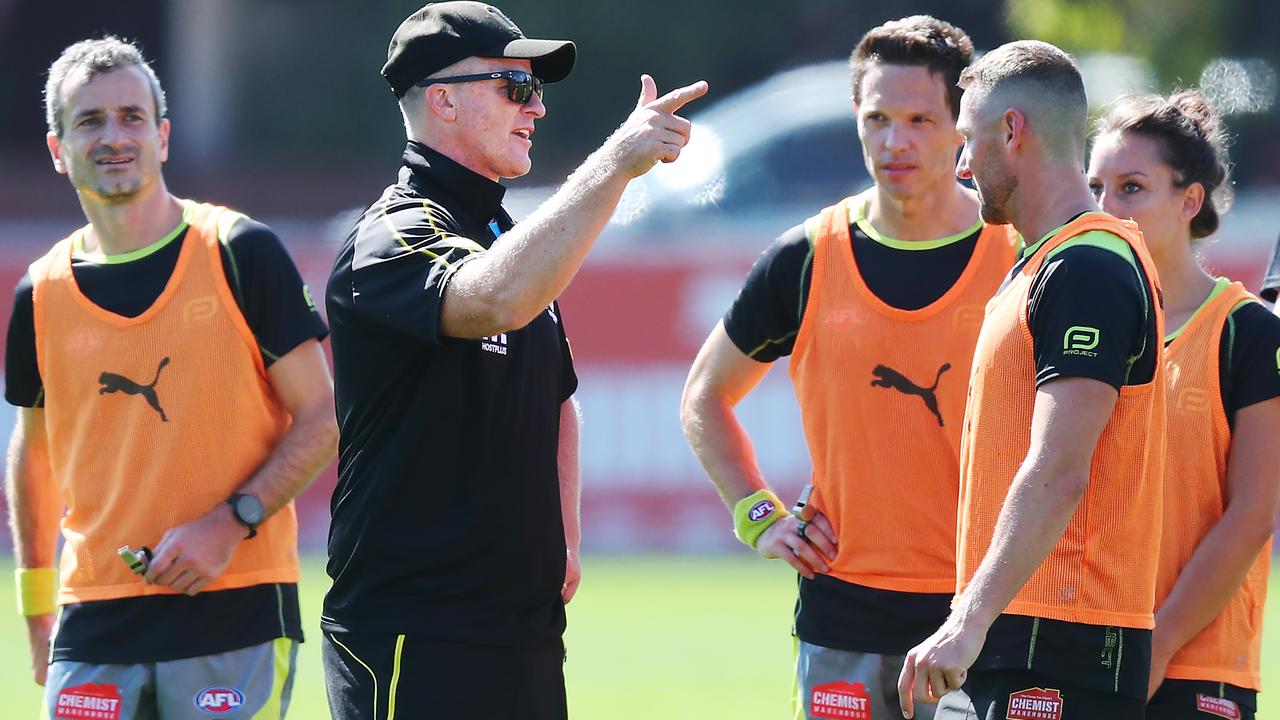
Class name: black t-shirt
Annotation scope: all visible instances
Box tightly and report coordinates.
[323,142,577,649]
[1019,229,1158,389]
[723,220,982,362]
[723,218,982,650]
[1183,295,1280,426]
[3,214,325,663]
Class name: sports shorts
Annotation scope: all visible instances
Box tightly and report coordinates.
[795,640,944,720]
[936,668,1144,720]
[322,631,567,720]
[45,637,297,720]
[1147,679,1256,719]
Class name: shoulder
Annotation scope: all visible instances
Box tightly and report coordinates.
[1229,299,1280,343]
[351,185,481,264]
[222,215,284,252]
[1049,230,1135,265]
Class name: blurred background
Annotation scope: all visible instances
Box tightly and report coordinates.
[1,0,1278,716]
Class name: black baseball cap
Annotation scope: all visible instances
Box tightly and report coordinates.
[382,2,576,98]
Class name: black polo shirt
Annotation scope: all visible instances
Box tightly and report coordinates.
[323,142,577,650]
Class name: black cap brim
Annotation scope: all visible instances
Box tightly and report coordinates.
[481,38,576,84]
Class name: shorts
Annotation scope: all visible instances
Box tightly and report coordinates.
[322,631,567,720]
[45,637,297,720]
[795,640,942,720]
[1147,679,1256,719]
[936,668,1145,720]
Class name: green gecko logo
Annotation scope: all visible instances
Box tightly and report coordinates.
[1063,326,1100,357]
[1275,346,1280,374]
[302,285,317,312]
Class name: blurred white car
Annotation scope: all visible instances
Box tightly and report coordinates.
[510,60,873,247]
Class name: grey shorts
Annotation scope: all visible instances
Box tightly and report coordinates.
[44,638,297,720]
[796,640,955,720]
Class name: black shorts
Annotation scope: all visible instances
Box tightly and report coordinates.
[322,631,567,720]
[1147,679,1256,720]
[939,668,1145,720]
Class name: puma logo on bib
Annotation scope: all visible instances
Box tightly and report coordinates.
[870,362,951,427]
[98,357,171,422]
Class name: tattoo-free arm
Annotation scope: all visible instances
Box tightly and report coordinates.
[1147,397,1280,695]
[680,322,836,576]
[6,407,62,685]
[559,397,582,603]
[146,339,337,594]
[899,376,1117,717]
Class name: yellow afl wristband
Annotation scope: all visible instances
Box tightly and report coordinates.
[15,567,57,617]
[733,489,786,549]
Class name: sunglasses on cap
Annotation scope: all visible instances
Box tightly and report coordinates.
[417,70,544,105]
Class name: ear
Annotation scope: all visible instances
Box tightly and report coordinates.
[1002,109,1025,152]
[426,85,458,122]
[1179,182,1206,224]
[46,131,68,176]
[157,118,171,164]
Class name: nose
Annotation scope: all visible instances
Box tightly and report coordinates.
[1096,189,1116,214]
[955,148,972,180]
[98,116,127,148]
[885,122,908,152]
[524,90,546,120]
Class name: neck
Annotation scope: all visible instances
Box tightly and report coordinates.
[1008,160,1098,246]
[1151,236,1216,313]
[866,182,979,241]
[412,132,502,182]
[79,183,183,256]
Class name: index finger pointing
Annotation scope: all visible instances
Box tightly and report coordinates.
[650,80,709,114]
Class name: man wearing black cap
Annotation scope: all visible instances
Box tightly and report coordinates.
[321,3,707,718]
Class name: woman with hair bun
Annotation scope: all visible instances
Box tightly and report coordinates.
[1088,90,1280,720]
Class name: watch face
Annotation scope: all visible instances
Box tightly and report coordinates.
[234,495,264,525]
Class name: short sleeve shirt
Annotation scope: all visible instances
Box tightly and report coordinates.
[323,142,577,649]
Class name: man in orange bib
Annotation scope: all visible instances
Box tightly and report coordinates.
[680,17,1017,719]
[4,38,337,719]
[897,41,1166,720]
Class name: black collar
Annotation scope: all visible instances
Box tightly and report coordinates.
[400,141,507,224]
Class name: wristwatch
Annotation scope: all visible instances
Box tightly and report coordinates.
[226,493,264,539]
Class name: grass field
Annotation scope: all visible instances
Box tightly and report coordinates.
[1,555,1277,718]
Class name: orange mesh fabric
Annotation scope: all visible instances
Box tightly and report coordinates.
[31,201,299,604]
[956,213,1166,628]
[1161,281,1269,689]
[789,192,1018,592]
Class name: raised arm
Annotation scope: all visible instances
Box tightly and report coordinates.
[440,76,707,338]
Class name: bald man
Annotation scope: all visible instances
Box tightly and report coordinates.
[897,41,1167,720]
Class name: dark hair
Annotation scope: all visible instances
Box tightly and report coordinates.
[1095,90,1232,239]
[849,15,974,119]
[45,37,166,137]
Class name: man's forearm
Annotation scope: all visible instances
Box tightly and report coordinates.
[236,406,338,517]
[5,410,60,568]
[558,398,582,550]
[681,391,769,510]
[954,455,1089,630]
[444,78,707,337]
